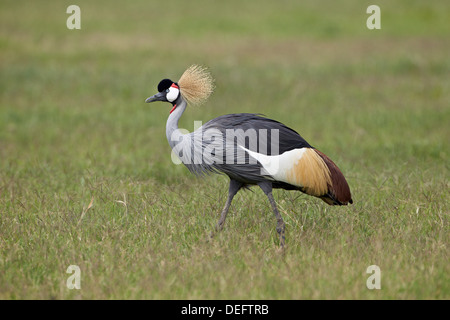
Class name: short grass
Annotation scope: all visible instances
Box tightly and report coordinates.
[0,0,448,299]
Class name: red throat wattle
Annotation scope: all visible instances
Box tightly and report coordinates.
[170,104,177,114]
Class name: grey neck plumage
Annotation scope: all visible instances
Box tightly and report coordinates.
[166,95,188,151]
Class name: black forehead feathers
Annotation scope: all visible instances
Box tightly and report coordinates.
[157,79,174,92]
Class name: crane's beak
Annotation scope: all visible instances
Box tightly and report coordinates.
[145,91,166,103]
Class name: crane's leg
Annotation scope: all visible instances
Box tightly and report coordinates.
[213,179,243,234]
[258,181,286,248]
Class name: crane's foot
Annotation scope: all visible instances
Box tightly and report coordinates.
[279,236,285,249]
[209,222,224,239]
[277,222,286,249]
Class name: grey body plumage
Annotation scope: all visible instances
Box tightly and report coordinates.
[167,94,311,185]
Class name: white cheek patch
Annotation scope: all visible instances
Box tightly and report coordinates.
[166,87,179,102]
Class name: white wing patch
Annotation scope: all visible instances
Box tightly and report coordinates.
[239,146,307,185]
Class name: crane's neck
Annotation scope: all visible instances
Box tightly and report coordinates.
[166,96,188,150]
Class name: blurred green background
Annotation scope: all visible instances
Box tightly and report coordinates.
[0,0,448,299]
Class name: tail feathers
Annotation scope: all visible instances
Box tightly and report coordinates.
[314,149,353,205]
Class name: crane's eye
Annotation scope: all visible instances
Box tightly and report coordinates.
[166,89,170,93]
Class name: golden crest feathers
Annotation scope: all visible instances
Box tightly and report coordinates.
[178,65,215,106]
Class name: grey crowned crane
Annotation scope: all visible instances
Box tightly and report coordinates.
[145,65,352,247]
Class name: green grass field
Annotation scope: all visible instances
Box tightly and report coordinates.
[0,0,448,299]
